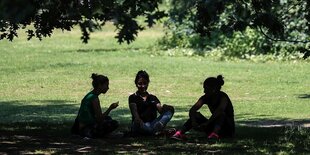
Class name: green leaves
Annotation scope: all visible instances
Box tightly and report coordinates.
[162,0,310,58]
[0,0,166,44]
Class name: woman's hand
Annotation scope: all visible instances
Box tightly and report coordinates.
[103,101,119,117]
[134,118,144,127]
[109,101,119,110]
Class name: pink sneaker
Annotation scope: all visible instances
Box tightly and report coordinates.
[208,132,219,139]
[171,131,186,140]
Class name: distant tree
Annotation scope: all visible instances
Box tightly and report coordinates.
[0,0,166,43]
[162,0,310,58]
[169,0,310,43]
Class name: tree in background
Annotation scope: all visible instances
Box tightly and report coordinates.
[162,0,310,58]
[0,0,166,43]
[1,0,309,58]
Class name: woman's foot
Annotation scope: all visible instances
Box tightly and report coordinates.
[171,131,186,140]
[208,132,219,139]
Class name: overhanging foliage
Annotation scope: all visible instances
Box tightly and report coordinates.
[168,0,310,42]
[161,0,310,58]
[0,0,166,43]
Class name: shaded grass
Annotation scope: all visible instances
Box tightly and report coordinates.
[1,100,310,154]
[1,122,310,154]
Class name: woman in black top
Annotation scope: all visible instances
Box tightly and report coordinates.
[129,70,175,136]
[172,75,235,140]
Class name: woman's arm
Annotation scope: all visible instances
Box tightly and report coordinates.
[129,102,140,119]
[92,98,118,123]
[156,103,163,114]
[129,102,143,126]
[189,98,204,118]
[189,98,204,127]
[92,97,104,123]
[103,101,119,117]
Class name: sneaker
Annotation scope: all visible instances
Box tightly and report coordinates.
[208,132,219,139]
[171,131,186,140]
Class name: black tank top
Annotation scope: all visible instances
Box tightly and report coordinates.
[199,91,234,117]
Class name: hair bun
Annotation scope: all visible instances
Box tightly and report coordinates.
[217,75,224,86]
[91,73,98,80]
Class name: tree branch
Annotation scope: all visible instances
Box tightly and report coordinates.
[258,25,310,44]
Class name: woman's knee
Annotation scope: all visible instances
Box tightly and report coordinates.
[213,112,227,124]
[161,110,174,122]
[162,104,174,114]
[191,112,208,123]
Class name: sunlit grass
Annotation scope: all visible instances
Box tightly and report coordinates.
[0,22,309,154]
[0,24,309,123]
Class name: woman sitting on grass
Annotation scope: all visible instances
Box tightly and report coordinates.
[71,73,119,138]
[128,70,175,136]
[171,75,235,140]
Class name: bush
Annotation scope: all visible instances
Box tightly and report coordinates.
[156,0,310,61]
[157,27,309,61]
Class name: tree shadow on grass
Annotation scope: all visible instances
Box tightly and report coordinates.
[2,122,309,154]
[63,47,152,53]
[297,94,310,99]
[1,102,310,154]
[0,100,79,123]
[236,113,310,127]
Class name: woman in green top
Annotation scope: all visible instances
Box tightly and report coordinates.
[72,73,119,138]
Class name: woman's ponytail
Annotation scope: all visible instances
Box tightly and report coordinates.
[216,75,224,86]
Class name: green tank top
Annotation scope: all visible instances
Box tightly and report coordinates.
[77,91,98,125]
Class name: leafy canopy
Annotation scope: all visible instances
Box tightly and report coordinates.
[0,0,166,43]
[168,0,310,43]
[1,0,309,46]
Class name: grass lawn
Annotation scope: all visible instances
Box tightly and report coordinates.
[0,23,310,154]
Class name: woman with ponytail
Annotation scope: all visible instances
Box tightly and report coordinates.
[72,73,119,138]
[171,75,235,140]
